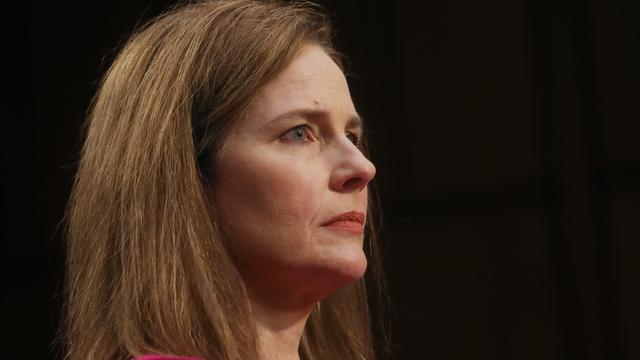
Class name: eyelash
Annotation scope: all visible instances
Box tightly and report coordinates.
[282,123,361,147]
[346,132,361,147]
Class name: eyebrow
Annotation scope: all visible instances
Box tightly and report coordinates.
[264,108,363,131]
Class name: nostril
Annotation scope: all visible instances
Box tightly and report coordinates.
[343,177,364,192]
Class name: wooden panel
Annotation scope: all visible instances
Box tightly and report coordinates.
[387,210,560,359]
[393,0,541,193]
[610,190,640,360]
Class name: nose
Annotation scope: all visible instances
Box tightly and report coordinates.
[329,141,376,193]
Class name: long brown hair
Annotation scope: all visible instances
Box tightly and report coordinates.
[63,1,390,359]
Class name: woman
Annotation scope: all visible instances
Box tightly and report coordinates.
[63,1,390,359]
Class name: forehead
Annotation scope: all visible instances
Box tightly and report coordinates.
[245,45,355,123]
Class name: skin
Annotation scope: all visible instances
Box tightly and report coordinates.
[209,44,376,359]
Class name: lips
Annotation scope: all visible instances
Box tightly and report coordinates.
[322,211,365,234]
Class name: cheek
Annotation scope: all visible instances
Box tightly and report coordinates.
[212,151,327,257]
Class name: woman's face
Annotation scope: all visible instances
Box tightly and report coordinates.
[210,45,375,306]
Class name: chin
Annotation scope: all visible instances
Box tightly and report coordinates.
[315,247,368,295]
[339,249,368,280]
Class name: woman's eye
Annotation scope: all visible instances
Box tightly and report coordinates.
[283,124,312,143]
[346,132,361,146]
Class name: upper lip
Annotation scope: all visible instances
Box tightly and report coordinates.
[322,211,365,226]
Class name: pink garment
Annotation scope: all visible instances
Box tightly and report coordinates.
[133,356,204,360]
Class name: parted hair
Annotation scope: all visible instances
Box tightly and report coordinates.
[62,1,390,359]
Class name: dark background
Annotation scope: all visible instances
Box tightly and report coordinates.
[13,0,638,359]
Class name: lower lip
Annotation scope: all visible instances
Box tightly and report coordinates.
[323,221,364,235]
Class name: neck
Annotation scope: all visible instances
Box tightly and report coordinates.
[250,297,315,360]
[241,267,342,359]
